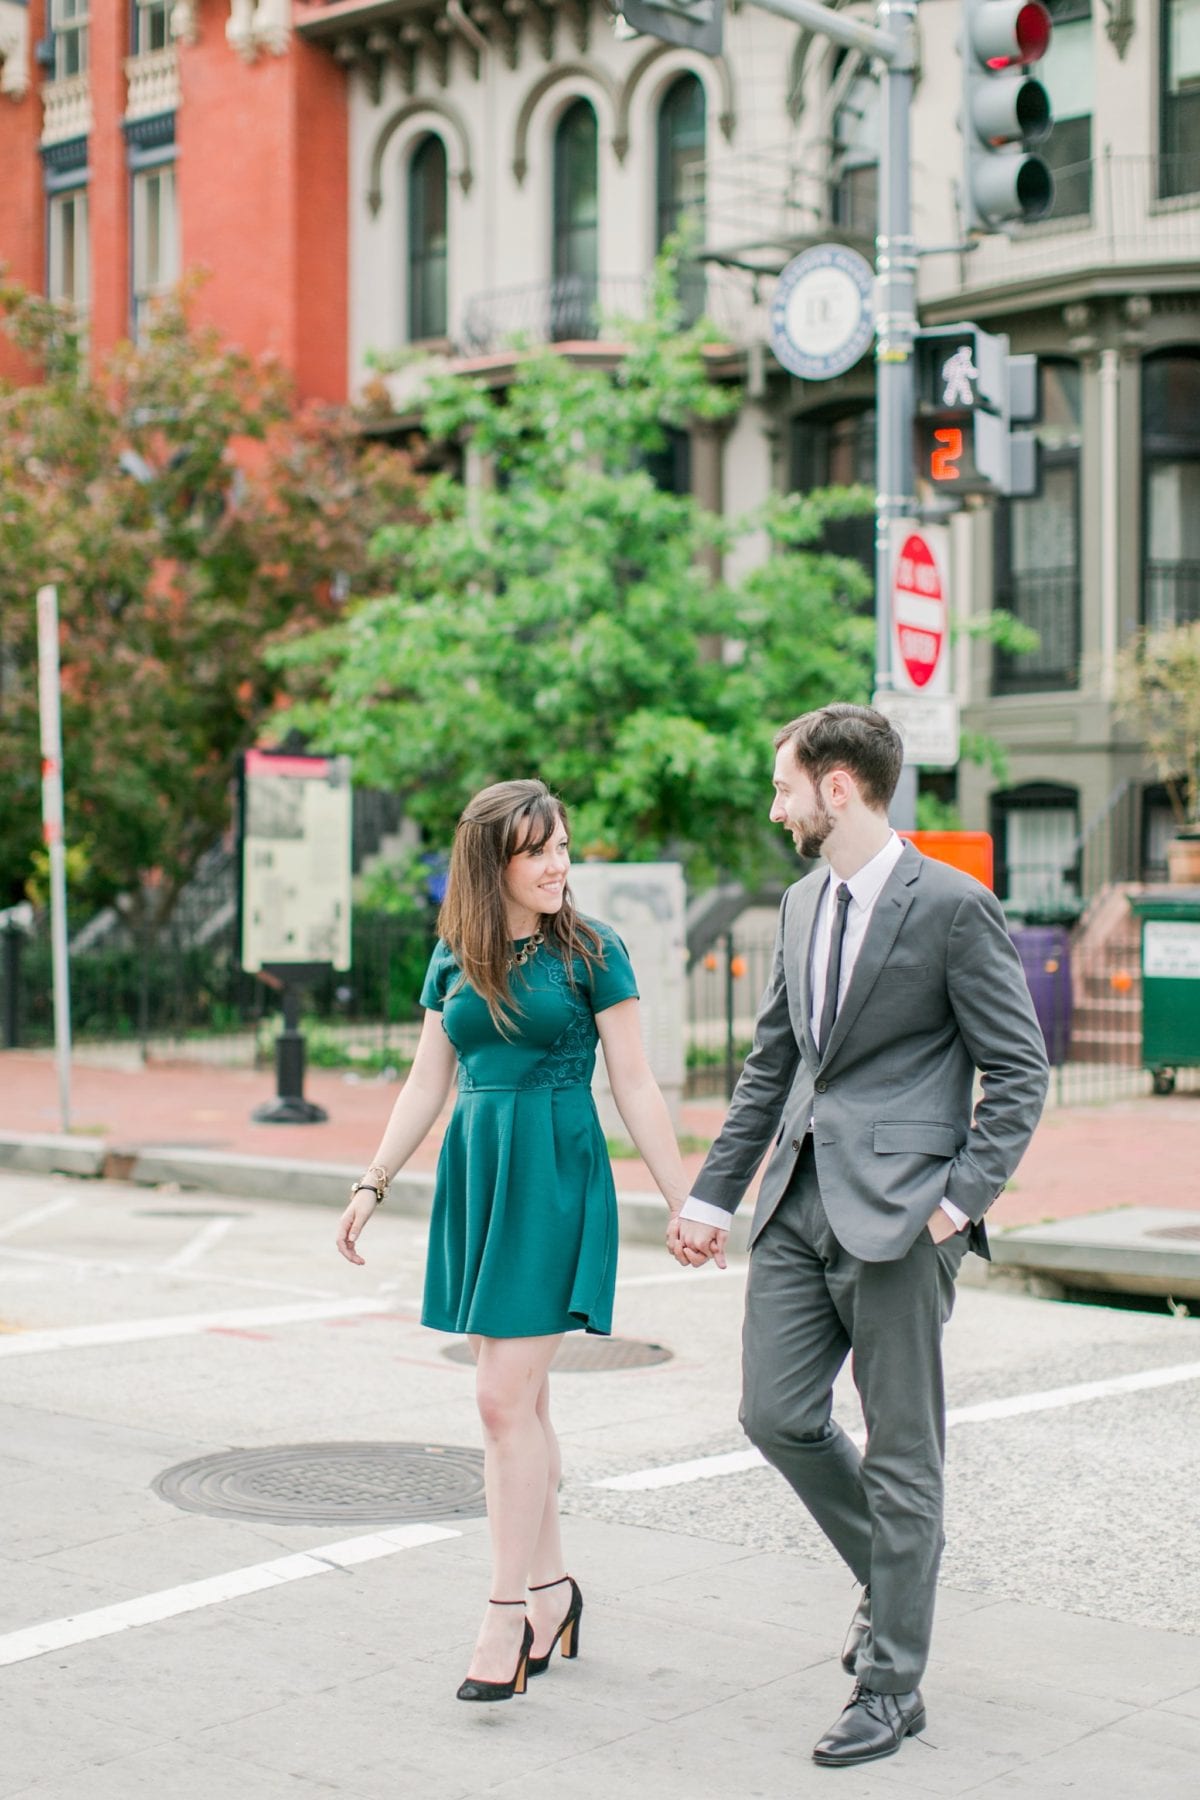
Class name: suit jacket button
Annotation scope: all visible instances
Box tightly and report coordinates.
[815,1079,828,1092]
[790,1138,801,1151]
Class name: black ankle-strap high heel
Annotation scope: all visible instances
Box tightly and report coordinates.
[526,1575,583,1676]
[456,1601,534,1702]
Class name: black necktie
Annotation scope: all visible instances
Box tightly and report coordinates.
[817,883,852,1054]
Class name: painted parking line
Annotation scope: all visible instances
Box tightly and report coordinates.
[0,1294,411,1357]
[0,1242,346,1302]
[593,1358,1200,1491]
[0,1522,460,1668]
[0,1196,78,1240]
[160,1216,235,1273]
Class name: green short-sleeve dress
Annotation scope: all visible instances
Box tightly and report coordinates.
[419,919,639,1339]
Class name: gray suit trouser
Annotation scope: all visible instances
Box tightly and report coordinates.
[740,1142,968,1694]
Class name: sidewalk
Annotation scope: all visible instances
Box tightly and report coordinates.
[0,1046,1197,1230]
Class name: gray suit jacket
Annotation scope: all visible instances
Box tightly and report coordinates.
[692,842,1050,1262]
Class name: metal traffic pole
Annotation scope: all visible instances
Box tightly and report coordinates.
[36,584,73,1134]
[737,0,919,825]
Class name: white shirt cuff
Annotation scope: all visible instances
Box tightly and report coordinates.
[940,1198,971,1231]
[679,1196,734,1230]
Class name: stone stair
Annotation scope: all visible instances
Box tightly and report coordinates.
[1068,883,1143,1065]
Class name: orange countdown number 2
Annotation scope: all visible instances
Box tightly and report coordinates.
[931,427,963,483]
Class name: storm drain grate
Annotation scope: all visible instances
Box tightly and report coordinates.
[442,1336,673,1372]
[1146,1225,1200,1243]
[153,1442,487,1526]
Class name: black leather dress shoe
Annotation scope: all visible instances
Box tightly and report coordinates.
[840,1585,870,1674]
[812,1683,926,1767]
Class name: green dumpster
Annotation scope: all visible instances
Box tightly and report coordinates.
[1129,887,1200,1095]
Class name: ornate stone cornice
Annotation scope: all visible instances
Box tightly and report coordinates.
[228,0,292,62]
[0,0,30,101]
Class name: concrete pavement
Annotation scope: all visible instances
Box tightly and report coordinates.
[2,1170,1200,1796]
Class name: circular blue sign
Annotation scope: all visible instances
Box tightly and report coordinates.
[769,244,876,381]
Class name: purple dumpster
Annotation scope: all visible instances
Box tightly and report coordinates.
[1010,924,1072,1065]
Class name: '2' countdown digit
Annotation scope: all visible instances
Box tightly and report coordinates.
[931,428,963,483]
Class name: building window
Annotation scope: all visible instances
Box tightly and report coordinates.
[791,405,875,596]
[131,164,179,336]
[48,187,89,319]
[1041,2,1093,219]
[407,135,448,343]
[642,427,692,495]
[1143,350,1200,629]
[1162,0,1200,197]
[830,56,878,239]
[51,0,89,79]
[991,783,1081,918]
[133,0,171,56]
[993,360,1083,695]
[656,74,706,324]
[552,100,599,342]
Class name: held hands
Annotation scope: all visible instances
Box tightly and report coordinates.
[666,1210,728,1270]
[335,1190,380,1265]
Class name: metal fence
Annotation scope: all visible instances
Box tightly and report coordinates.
[0,914,438,1070]
[686,901,1200,1108]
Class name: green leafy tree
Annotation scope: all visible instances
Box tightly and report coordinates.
[277,272,874,886]
[0,281,422,927]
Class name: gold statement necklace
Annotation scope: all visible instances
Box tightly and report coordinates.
[508,928,545,970]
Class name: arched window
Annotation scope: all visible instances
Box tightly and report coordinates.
[408,134,448,343]
[1143,349,1200,628]
[830,55,878,239]
[993,359,1083,694]
[552,100,599,341]
[990,782,1081,917]
[656,75,706,322]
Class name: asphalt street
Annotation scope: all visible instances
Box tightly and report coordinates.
[2,1168,1200,1798]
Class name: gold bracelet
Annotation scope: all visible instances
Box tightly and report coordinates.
[352,1163,389,1206]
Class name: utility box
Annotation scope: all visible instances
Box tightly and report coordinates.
[1129,887,1200,1095]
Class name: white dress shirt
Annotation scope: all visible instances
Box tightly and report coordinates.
[680,832,970,1235]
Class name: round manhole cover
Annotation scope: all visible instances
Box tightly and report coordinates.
[442,1336,673,1372]
[153,1442,486,1526]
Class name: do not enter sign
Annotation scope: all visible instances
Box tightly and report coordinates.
[891,527,949,694]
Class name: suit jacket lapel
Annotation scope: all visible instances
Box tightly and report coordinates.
[790,872,824,1068]
[818,843,921,1066]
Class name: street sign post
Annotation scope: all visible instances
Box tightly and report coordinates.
[35,585,72,1133]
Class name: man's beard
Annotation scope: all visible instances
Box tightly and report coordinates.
[796,802,835,860]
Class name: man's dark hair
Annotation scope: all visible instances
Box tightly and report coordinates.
[773,704,904,811]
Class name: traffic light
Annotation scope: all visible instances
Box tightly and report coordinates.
[961,1,1055,233]
[915,324,1039,498]
[608,0,722,54]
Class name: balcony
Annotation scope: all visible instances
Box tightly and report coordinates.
[1144,562,1200,633]
[124,45,180,122]
[41,72,92,147]
[457,269,754,357]
[923,154,1200,311]
[992,569,1082,697]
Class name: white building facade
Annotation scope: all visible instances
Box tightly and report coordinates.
[297,0,1200,907]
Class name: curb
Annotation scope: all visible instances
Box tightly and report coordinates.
[0,1131,753,1254]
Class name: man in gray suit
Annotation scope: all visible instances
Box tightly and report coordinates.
[673,704,1049,1768]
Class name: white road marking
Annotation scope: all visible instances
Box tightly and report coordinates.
[617,1265,746,1291]
[0,1196,78,1240]
[593,1359,1200,1490]
[0,1294,409,1357]
[0,1522,460,1668]
[0,1243,339,1302]
[160,1216,234,1272]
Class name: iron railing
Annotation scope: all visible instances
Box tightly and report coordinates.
[992,568,1081,695]
[457,269,750,356]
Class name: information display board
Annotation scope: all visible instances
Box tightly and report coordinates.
[239,749,353,974]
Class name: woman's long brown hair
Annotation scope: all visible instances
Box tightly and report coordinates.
[437,779,604,1031]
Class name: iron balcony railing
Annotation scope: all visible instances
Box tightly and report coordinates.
[992,568,1082,696]
[457,269,749,357]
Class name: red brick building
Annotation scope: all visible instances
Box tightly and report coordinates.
[0,1,348,400]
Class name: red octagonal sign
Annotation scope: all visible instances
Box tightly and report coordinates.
[893,531,946,692]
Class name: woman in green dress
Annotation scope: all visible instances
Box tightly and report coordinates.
[336,779,692,1702]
